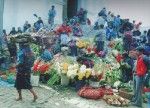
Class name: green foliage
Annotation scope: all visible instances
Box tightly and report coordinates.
[47,68,60,86]
[106,69,121,85]
[119,83,133,92]
[114,42,124,53]
[31,44,40,57]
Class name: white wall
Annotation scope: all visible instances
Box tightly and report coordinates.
[3,0,64,33]
[78,0,150,28]
[0,0,4,37]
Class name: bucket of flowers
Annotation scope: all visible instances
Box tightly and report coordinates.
[74,65,92,90]
[32,59,52,86]
[56,56,79,86]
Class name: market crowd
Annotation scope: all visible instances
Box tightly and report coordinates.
[0,6,150,107]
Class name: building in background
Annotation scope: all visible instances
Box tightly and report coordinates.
[3,0,64,33]
[1,0,150,34]
[77,0,150,28]
[0,0,4,41]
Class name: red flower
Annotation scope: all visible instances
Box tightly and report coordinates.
[33,61,41,72]
[116,54,122,63]
[56,25,72,35]
[38,64,50,74]
[87,47,92,53]
[93,47,97,53]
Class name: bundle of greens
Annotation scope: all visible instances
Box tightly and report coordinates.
[47,68,60,86]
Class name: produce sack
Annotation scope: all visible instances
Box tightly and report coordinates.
[100,88,113,95]
[78,86,104,100]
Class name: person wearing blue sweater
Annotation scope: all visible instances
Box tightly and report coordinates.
[41,46,53,62]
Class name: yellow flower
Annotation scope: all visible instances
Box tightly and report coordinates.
[78,72,85,80]
[85,71,91,78]
[78,76,83,80]
[62,63,68,71]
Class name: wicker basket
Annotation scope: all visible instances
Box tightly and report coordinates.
[118,88,133,100]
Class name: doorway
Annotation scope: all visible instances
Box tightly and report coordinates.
[67,0,78,19]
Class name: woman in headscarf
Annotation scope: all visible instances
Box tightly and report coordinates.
[15,42,37,102]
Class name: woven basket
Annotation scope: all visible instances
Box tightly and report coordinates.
[118,89,133,100]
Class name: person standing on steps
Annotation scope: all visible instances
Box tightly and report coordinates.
[48,5,56,27]
[15,42,37,102]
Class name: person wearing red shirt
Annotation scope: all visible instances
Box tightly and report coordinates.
[131,47,149,107]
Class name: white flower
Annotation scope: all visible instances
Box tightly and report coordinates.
[68,65,74,70]
[67,69,77,79]
[80,65,87,73]
[114,81,121,88]
[73,64,79,69]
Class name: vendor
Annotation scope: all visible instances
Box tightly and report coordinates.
[40,45,54,83]
[69,39,78,57]
[41,45,53,62]
[123,28,133,52]
[131,47,149,107]
[17,27,23,34]
[94,24,106,52]
[9,27,17,35]
[23,21,31,32]
[120,52,134,83]
[34,17,44,31]
[52,38,61,55]
[56,22,72,47]
[72,23,83,37]
[7,37,17,63]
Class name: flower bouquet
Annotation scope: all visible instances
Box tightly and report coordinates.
[74,65,92,90]
[32,59,52,86]
[32,59,51,75]
[55,58,79,85]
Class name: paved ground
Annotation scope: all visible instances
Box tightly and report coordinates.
[0,85,147,108]
[0,86,77,108]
